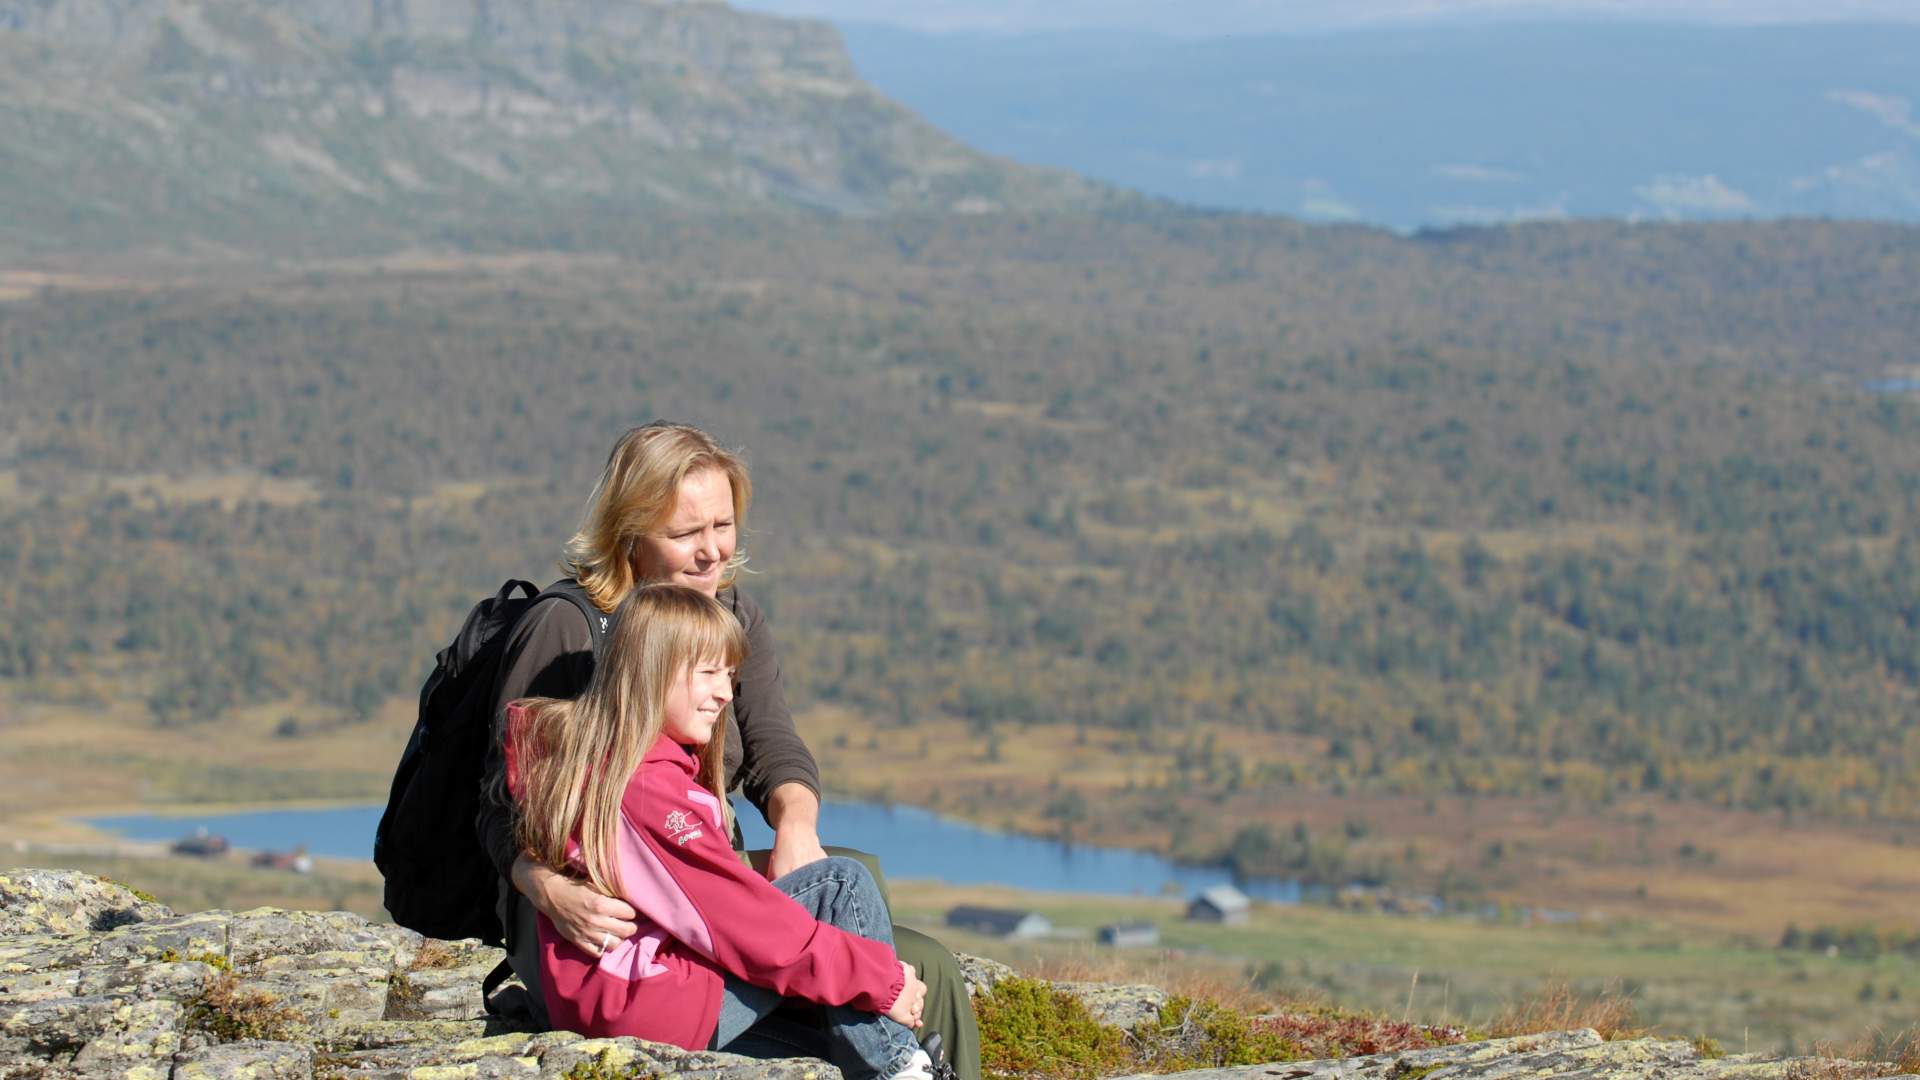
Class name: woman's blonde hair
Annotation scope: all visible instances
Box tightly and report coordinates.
[563,422,753,612]
[513,585,746,898]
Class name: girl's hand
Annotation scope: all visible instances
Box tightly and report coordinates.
[512,853,637,957]
[886,961,927,1028]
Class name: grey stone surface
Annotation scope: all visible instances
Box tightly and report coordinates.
[67,997,185,1072]
[953,951,1014,999]
[318,1018,494,1050]
[382,959,499,1022]
[172,1040,315,1079]
[537,1036,843,1079]
[64,911,232,970]
[230,909,397,969]
[0,992,139,1054]
[0,966,82,1003]
[1105,1027,1920,1079]
[0,868,172,936]
[1053,979,1170,1029]
[249,963,392,1026]
[78,958,222,1001]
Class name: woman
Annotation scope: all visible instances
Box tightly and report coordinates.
[477,422,979,1078]
[507,584,937,1079]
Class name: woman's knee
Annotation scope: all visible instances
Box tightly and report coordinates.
[815,858,889,937]
[821,855,875,884]
[778,856,875,902]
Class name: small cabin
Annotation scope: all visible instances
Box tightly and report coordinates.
[945,905,1052,940]
[1186,885,1250,925]
[170,828,229,858]
[250,849,314,874]
[1097,921,1160,948]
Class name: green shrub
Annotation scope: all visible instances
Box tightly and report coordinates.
[976,977,1129,1080]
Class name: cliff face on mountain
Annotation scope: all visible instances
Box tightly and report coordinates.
[2,869,1911,1080]
[0,0,1107,255]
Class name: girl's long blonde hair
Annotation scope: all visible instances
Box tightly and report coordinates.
[514,585,746,897]
[563,422,754,613]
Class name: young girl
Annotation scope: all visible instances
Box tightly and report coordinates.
[507,584,939,1079]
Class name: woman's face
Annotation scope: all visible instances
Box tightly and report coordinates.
[661,656,735,746]
[632,468,736,597]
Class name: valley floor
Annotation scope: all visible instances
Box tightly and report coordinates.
[6,682,1919,1060]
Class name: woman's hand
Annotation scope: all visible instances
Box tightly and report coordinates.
[512,853,637,958]
[765,782,829,879]
[768,825,829,880]
[886,961,927,1029]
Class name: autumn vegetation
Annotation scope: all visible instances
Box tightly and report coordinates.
[4,211,1920,925]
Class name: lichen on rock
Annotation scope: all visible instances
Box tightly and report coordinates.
[0,868,171,936]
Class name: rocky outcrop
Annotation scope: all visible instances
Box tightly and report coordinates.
[3,869,1914,1080]
[0,868,171,936]
[1,869,843,1078]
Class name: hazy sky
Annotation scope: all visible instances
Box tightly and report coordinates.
[731,0,1920,36]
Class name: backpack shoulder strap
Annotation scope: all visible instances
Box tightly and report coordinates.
[536,579,612,658]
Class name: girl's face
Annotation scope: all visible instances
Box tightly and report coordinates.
[661,654,735,746]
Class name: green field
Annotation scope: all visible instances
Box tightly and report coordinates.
[888,881,1920,1058]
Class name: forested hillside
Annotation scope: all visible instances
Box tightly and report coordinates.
[5,213,1920,876]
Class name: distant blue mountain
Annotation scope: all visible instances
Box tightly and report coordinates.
[836,21,1920,227]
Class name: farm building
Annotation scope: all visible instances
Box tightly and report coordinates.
[170,829,229,857]
[1186,884,1250,924]
[945,905,1052,940]
[1097,921,1160,947]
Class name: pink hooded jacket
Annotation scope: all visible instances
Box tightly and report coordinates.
[505,703,904,1049]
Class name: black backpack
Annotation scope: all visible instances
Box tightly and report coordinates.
[374,578,607,944]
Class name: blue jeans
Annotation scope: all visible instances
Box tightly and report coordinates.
[709,857,921,1080]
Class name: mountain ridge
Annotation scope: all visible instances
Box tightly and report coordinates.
[0,0,1110,256]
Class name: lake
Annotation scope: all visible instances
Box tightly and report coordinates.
[86,798,1303,902]
[1863,377,1920,393]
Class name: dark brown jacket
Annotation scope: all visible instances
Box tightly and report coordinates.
[475,584,821,881]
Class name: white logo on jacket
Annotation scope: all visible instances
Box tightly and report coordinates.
[664,808,703,846]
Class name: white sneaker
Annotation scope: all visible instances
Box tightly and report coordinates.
[887,1049,935,1080]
